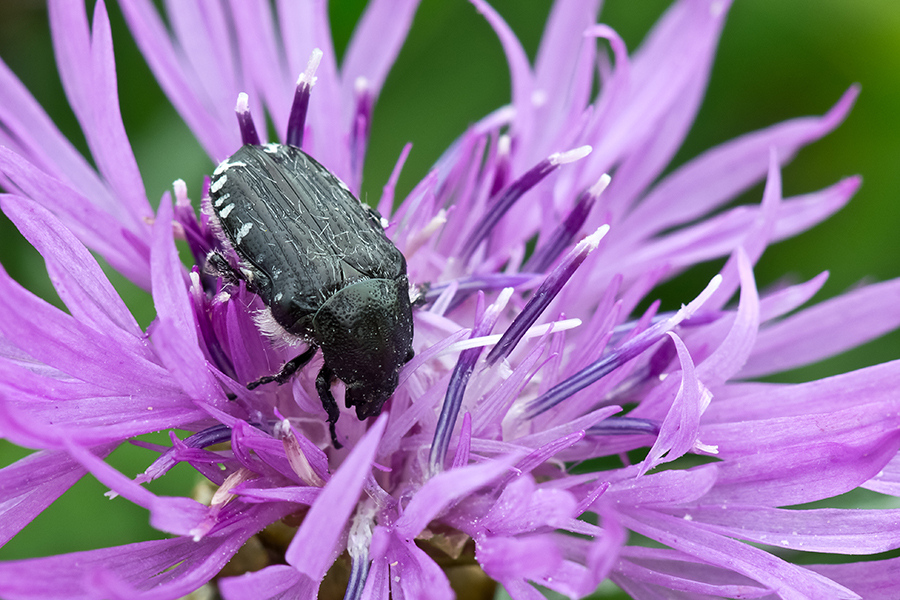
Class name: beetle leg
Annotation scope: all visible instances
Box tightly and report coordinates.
[247,345,318,389]
[411,282,430,307]
[204,250,240,284]
[315,364,342,448]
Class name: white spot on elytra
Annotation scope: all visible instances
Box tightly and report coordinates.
[213,192,230,207]
[213,159,246,176]
[264,143,281,154]
[210,175,227,193]
[234,222,254,245]
[219,203,235,218]
[274,293,283,302]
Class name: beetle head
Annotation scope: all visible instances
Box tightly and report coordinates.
[313,278,414,419]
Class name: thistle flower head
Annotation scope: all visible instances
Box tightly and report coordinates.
[1,2,900,600]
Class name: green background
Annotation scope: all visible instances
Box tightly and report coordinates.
[0,0,898,593]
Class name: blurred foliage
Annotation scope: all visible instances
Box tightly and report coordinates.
[0,1,897,590]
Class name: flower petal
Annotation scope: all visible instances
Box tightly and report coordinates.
[118,0,236,158]
[614,547,772,599]
[809,556,900,600]
[619,509,861,600]
[285,415,387,579]
[640,332,705,474]
[621,85,858,244]
[0,503,288,600]
[0,148,150,287]
[743,277,900,378]
[48,0,151,229]
[665,504,900,554]
[1,195,142,343]
[341,0,421,109]
[0,448,104,546]
[0,60,108,208]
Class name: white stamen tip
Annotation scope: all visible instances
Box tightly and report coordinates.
[173,179,189,206]
[551,145,592,165]
[440,318,582,355]
[498,134,511,157]
[298,48,323,86]
[677,274,722,319]
[235,92,250,113]
[577,224,610,253]
[589,173,611,197]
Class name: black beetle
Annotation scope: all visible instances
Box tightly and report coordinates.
[207,143,415,447]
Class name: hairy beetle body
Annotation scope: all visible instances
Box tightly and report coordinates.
[208,143,414,447]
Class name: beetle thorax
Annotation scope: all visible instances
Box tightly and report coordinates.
[312,278,412,379]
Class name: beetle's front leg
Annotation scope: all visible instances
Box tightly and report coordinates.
[204,250,241,285]
[247,345,318,389]
[315,364,342,448]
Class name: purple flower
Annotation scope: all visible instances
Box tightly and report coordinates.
[2,1,900,599]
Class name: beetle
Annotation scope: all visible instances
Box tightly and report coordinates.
[207,143,415,448]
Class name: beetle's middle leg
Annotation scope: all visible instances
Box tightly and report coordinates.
[315,365,342,448]
[247,345,318,389]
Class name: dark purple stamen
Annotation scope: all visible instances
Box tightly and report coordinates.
[459,146,591,263]
[525,276,720,417]
[178,209,214,265]
[188,266,237,380]
[172,180,217,267]
[588,417,661,436]
[185,424,235,448]
[497,431,584,488]
[286,82,310,148]
[430,293,506,472]
[607,309,721,347]
[523,174,609,273]
[527,331,651,417]
[286,49,323,148]
[486,228,605,366]
[350,78,373,190]
[424,273,538,304]
[235,93,260,146]
[344,553,370,600]
[429,345,482,472]
[136,423,245,484]
[488,134,511,197]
